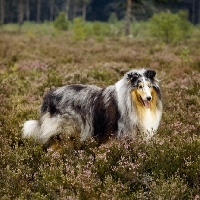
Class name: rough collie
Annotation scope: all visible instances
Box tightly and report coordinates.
[22,69,162,147]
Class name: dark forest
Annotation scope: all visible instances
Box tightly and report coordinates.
[0,0,200,24]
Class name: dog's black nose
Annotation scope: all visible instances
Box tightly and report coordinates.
[147,97,152,101]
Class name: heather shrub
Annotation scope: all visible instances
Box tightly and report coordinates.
[149,11,192,43]
[0,25,200,199]
[54,12,68,31]
[145,136,200,186]
[148,175,190,199]
[87,67,116,85]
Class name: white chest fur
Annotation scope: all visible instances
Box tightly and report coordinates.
[138,109,160,139]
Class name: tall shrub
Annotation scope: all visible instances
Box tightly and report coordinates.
[54,12,68,31]
[108,12,118,24]
[149,11,192,43]
[72,17,85,41]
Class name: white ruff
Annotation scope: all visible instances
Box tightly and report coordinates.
[138,109,161,140]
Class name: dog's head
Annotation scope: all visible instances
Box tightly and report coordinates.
[127,69,156,85]
[127,69,159,108]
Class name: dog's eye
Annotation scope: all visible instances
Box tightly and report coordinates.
[138,85,143,89]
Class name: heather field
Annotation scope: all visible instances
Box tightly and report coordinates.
[0,23,200,199]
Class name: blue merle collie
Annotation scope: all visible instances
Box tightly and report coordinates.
[23,69,162,148]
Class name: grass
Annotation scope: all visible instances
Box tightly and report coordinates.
[0,22,200,199]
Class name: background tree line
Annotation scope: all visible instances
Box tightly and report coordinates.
[0,0,200,26]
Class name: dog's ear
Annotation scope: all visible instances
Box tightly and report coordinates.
[145,69,156,80]
[127,72,139,83]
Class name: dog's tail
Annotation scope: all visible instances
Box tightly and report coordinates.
[22,120,41,141]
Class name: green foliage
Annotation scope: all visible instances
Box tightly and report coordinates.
[149,175,189,199]
[72,20,116,41]
[54,12,68,31]
[93,22,111,37]
[72,17,86,41]
[108,12,118,24]
[180,47,191,63]
[149,10,192,43]
[92,22,103,36]
[87,67,109,81]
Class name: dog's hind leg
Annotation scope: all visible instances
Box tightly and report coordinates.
[43,135,62,152]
